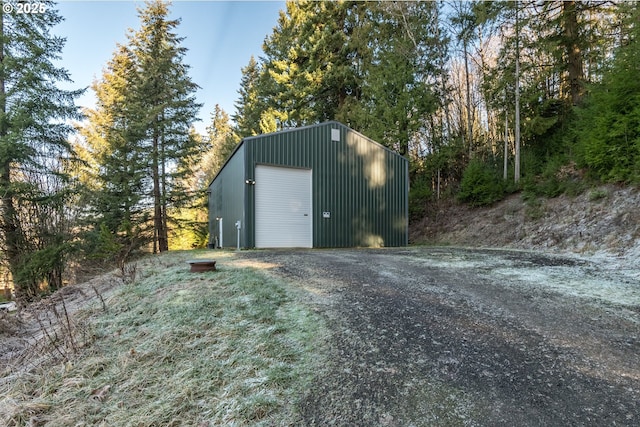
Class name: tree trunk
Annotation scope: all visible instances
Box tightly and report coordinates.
[514,0,521,183]
[464,40,473,157]
[159,127,168,252]
[152,130,165,253]
[563,0,584,105]
[504,108,509,180]
[0,13,36,302]
[0,12,21,298]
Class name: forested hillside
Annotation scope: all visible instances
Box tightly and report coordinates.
[225,0,640,224]
[1,0,639,303]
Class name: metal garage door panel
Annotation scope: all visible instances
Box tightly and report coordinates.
[255,165,312,248]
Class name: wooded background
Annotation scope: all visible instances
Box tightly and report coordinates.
[1,0,638,302]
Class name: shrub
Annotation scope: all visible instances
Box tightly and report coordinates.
[457,158,505,206]
[522,156,587,200]
[409,176,433,220]
[572,7,640,184]
[589,188,608,201]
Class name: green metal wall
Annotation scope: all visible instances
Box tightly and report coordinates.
[242,122,408,248]
[208,143,246,248]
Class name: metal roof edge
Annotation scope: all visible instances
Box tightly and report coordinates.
[206,120,407,189]
[331,121,408,163]
[206,138,247,189]
[241,120,340,142]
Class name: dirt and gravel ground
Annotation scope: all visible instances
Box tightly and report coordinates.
[237,247,640,426]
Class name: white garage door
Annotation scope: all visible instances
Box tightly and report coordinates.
[255,165,312,248]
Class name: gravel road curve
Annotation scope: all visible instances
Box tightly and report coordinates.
[236,247,640,426]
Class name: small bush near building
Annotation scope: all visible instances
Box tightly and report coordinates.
[458,159,505,207]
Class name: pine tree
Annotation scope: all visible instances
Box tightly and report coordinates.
[259,0,367,128]
[357,1,442,156]
[260,0,315,128]
[0,1,82,301]
[129,0,201,253]
[78,0,200,256]
[77,44,149,260]
[167,126,209,250]
[450,0,477,156]
[481,1,618,157]
[205,105,239,179]
[575,2,640,183]
[233,56,263,137]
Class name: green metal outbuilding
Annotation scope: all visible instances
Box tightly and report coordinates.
[207,121,408,249]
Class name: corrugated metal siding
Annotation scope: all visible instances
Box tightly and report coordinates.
[208,144,246,248]
[243,122,408,248]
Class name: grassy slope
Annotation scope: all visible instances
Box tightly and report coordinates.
[0,251,328,426]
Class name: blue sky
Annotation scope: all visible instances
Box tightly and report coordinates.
[53,0,285,134]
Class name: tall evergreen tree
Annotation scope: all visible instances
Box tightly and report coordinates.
[450,0,477,155]
[252,0,445,159]
[357,1,442,156]
[575,2,640,183]
[129,0,201,253]
[205,105,239,180]
[260,0,317,128]
[0,1,82,301]
[259,0,367,128]
[79,0,200,256]
[233,56,263,137]
[77,44,150,260]
[481,1,617,154]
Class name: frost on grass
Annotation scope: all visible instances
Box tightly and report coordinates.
[0,251,328,427]
[410,248,640,310]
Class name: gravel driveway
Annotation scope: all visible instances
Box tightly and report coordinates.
[236,247,639,426]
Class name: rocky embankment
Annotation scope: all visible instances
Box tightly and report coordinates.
[410,184,640,261]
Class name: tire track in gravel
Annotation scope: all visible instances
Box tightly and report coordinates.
[237,248,640,426]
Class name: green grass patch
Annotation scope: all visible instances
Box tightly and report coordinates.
[0,251,327,426]
[588,188,609,201]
